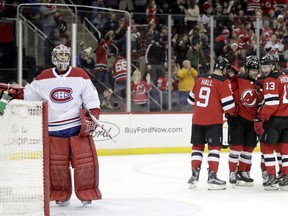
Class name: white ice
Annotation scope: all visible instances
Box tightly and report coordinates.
[50,152,287,216]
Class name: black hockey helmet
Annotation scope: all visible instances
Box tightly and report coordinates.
[214,56,230,70]
[245,55,260,70]
[260,55,274,65]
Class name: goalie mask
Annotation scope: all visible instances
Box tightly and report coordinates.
[51,44,71,71]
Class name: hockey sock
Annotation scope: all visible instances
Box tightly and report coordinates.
[261,143,277,175]
[275,144,283,172]
[207,145,221,172]
[239,146,254,172]
[260,153,266,171]
[279,143,288,175]
[191,144,205,170]
[228,144,242,172]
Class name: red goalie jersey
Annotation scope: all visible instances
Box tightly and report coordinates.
[188,74,236,125]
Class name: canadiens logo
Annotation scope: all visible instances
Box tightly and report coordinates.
[50,87,73,103]
[241,89,256,107]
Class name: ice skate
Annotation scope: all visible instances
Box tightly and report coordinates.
[207,170,226,190]
[262,170,268,184]
[279,175,288,191]
[263,174,279,191]
[236,171,254,187]
[187,166,201,189]
[229,171,236,187]
[81,200,92,206]
[56,199,70,207]
[277,171,284,182]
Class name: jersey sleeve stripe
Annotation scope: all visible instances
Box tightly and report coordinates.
[264,93,279,105]
[265,100,280,106]
[221,95,234,103]
[221,95,235,111]
[222,101,235,111]
[187,92,195,105]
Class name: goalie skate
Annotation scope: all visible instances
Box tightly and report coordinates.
[187,166,200,189]
[207,170,226,190]
[81,200,92,206]
[236,171,254,187]
[263,174,279,191]
[56,199,70,207]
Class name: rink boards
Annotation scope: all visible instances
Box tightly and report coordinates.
[93,113,246,156]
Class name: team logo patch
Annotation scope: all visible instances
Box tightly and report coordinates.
[50,87,73,103]
[241,89,257,107]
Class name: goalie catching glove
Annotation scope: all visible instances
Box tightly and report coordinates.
[79,108,100,136]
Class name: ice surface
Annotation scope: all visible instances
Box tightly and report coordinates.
[50,152,287,216]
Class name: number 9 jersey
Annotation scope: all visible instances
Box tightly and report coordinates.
[187,74,236,125]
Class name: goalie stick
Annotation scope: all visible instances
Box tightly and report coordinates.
[86,109,116,143]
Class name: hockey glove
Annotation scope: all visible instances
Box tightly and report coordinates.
[0,83,24,99]
[254,118,264,135]
[79,108,97,136]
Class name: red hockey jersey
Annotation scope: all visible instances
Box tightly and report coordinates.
[131,81,152,104]
[94,39,113,72]
[232,76,263,122]
[112,55,127,83]
[188,74,236,125]
[259,72,288,121]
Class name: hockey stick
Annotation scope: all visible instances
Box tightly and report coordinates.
[86,109,116,143]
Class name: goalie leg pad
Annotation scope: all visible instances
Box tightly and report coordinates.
[49,136,72,202]
[70,135,102,201]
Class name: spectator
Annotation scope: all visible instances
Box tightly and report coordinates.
[198,1,213,26]
[264,34,284,59]
[39,0,59,37]
[93,30,115,93]
[101,88,114,110]
[186,38,207,74]
[214,28,230,57]
[79,47,95,72]
[171,0,186,34]
[146,0,158,25]
[180,0,200,31]
[177,60,198,110]
[91,0,105,22]
[119,0,134,12]
[225,42,244,69]
[174,33,191,67]
[145,37,167,84]
[133,0,148,24]
[131,69,152,111]
[112,55,127,99]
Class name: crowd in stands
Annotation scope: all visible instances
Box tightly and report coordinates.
[0,0,288,112]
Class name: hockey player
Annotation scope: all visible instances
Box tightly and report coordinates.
[254,55,288,191]
[227,56,262,187]
[24,44,102,205]
[187,56,236,190]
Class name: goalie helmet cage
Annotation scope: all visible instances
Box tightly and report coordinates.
[0,100,49,216]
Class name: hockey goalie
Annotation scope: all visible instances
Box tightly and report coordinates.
[0,44,102,206]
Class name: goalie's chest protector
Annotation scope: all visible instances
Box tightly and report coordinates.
[31,67,99,131]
